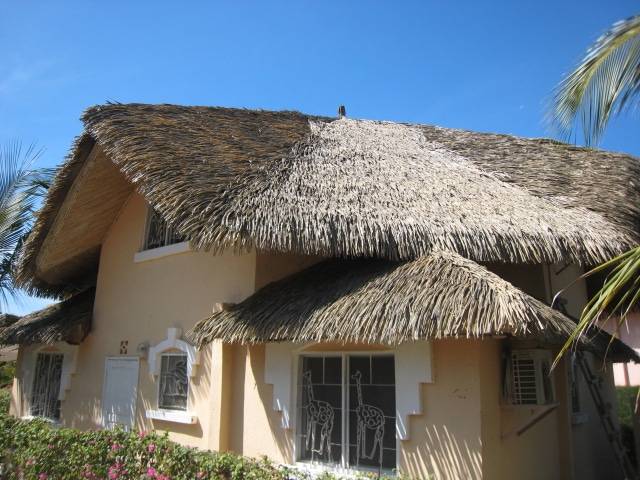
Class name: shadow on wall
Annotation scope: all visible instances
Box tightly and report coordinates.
[249,345,294,462]
[64,396,103,430]
[400,425,482,480]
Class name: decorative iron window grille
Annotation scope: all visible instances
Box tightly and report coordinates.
[144,209,185,250]
[30,353,63,420]
[158,354,188,411]
[297,354,396,472]
[509,350,555,406]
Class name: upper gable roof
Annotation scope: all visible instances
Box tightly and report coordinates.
[16,104,640,297]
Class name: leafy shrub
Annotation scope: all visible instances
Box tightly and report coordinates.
[0,389,10,416]
[0,414,290,480]
[0,412,410,480]
[0,361,15,389]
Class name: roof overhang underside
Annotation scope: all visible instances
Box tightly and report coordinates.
[19,138,133,296]
[186,251,639,363]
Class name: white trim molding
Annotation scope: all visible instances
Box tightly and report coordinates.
[21,343,79,405]
[146,409,197,424]
[265,343,296,429]
[148,328,200,378]
[395,341,433,441]
[264,341,434,441]
[134,241,191,263]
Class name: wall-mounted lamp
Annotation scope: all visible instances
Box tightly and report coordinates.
[136,341,150,359]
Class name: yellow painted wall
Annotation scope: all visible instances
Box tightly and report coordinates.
[9,196,626,480]
[478,339,567,480]
[399,340,483,479]
[54,193,256,448]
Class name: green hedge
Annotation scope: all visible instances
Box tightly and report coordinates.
[0,415,290,480]
[0,394,404,480]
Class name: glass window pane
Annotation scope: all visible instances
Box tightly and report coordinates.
[298,356,342,465]
[348,355,395,471]
[372,356,395,385]
[159,354,188,411]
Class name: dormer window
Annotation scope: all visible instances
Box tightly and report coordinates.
[143,208,185,251]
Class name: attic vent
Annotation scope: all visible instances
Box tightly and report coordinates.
[509,350,555,405]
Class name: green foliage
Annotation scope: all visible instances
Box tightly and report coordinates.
[549,15,640,145]
[0,414,288,479]
[616,387,638,468]
[0,411,416,479]
[0,361,15,388]
[617,386,638,428]
[0,143,54,310]
[0,390,9,415]
[555,247,640,363]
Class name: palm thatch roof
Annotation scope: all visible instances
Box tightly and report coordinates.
[15,104,640,297]
[188,251,572,345]
[0,289,94,345]
[186,252,637,362]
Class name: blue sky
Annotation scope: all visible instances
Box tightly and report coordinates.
[2,0,639,314]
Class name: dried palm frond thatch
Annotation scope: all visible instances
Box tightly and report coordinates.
[0,288,93,345]
[187,251,577,345]
[15,104,640,296]
[187,251,638,362]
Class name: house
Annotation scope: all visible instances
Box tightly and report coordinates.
[3,104,640,479]
[601,312,640,387]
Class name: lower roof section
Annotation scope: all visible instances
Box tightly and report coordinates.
[0,288,94,345]
[187,251,638,363]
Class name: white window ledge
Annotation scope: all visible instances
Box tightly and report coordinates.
[291,462,394,479]
[134,241,191,263]
[145,409,198,424]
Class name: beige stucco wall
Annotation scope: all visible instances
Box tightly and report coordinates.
[221,339,485,478]
[399,340,483,479]
[9,193,626,479]
[39,193,257,448]
[478,339,570,480]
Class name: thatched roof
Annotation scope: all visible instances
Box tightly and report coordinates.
[186,252,638,362]
[187,251,577,344]
[15,104,640,296]
[0,289,94,345]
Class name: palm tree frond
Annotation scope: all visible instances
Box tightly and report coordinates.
[556,246,640,361]
[548,15,640,145]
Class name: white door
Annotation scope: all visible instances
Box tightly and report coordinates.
[102,357,139,430]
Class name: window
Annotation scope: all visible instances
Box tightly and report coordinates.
[509,350,555,406]
[158,353,188,411]
[143,208,184,250]
[30,353,64,420]
[297,354,396,471]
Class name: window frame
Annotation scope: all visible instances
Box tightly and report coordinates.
[146,328,199,424]
[20,344,78,422]
[508,349,556,406]
[157,351,189,412]
[30,352,64,421]
[141,207,185,252]
[294,351,397,474]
